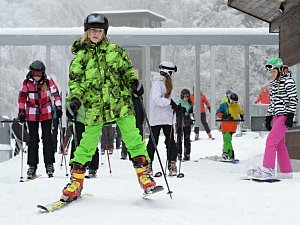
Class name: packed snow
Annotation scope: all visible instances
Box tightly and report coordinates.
[1,129,300,225]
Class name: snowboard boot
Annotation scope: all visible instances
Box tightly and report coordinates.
[45,164,55,178]
[27,165,37,179]
[132,156,156,192]
[61,163,86,202]
[168,161,177,176]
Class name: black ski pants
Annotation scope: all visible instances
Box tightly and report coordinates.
[195,112,211,134]
[27,119,55,166]
[146,125,177,162]
[176,125,191,157]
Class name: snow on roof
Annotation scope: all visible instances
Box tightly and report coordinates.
[93,9,166,20]
[0,27,277,36]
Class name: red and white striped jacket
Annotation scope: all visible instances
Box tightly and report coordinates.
[18,75,62,121]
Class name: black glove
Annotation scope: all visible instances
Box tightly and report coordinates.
[208,107,211,113]
[177,104,186,114]
[170,99,178,110]
[240,114,244,121]
[265,115,273,131]
[131,79,144,96]
[67,98,81,119]
[222,114,233,120]
[56,107,63,118]
[285,113,294,128]
[188,106,194,114]
[18,109,26,122]
[19,114,26,123]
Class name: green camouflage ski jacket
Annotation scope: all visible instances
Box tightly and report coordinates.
[68,39,136,125]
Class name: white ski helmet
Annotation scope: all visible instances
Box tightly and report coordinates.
[159,61,177,77]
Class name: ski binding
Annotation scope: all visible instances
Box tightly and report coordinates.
[142,185,164,199]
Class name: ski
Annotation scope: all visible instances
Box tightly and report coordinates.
[241,178,281,183]
[37,193,94,213]
[142,185,164,199]
[20,174,42,182]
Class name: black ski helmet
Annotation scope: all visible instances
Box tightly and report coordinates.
[229,92,238,102]
[84,13,109,34]
[29,60,46,73]
[180,89,190,99]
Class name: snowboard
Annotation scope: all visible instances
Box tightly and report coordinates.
[241,178,281,183]
[142,185,164,199]
[194,155,239,164]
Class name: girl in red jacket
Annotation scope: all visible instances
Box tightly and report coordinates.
[18,60,62,179]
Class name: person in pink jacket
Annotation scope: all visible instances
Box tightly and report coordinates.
[18,60,62,179]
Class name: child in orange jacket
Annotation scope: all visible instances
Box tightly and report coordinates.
[216,93,244,160]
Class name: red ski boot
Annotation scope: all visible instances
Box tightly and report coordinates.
[61,163,85,202]
[132,156,156,192]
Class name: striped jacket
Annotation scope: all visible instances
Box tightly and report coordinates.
[266,70,298,116]
[18,76,62,121]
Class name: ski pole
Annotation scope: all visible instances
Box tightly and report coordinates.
[58,118,69,176]
[104,127,112,175]
[19,122,25,182]
[177,116,185,178]
[138,97,173,199]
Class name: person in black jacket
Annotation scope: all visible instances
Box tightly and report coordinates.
[121,92,145,160]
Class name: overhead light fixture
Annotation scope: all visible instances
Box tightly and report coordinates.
[279,3,285,13]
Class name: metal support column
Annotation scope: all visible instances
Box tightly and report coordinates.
[194,45,201,129]
[46,45,51,76]
[143,45,151,119]
[60,46,68,128]
[210,45,216,128]
[244,45,250,127]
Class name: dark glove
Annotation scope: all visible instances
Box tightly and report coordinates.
[188,106,194,114]
[285,113,294,128]
[240,114,244,121]
[170,99,178,110]
[18,109,26,122]
[131,79,144,96]
[208,107,211,113]
[265,115,273,131]
[56,107,63,118]
[67,98,81,119]
[177,104,186,114]
[222,114,233,120]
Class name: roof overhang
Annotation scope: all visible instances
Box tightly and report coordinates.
[0,27,278,46]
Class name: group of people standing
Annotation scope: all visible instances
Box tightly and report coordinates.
[17,12,298,203]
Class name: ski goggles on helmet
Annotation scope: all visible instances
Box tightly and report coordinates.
[265,64,276,71]
[32,71,43,77]
[85,14,106,24]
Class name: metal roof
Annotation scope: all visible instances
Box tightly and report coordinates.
[0,27,278,46]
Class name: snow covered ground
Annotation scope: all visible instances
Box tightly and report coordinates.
[1,129,300,225]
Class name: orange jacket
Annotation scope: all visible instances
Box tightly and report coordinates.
[190,93,210,113]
